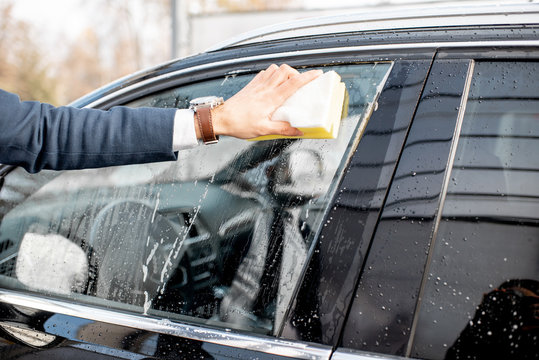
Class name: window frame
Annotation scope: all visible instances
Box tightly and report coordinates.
[0,49,424,359]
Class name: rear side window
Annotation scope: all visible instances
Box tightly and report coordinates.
[0,64,392,335]
[411,61,539,359]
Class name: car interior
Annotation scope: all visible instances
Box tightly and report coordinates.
[0,63,393,336]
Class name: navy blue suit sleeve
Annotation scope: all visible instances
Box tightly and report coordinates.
[0,89,178,173]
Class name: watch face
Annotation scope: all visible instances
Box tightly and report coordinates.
[189,96,224,107]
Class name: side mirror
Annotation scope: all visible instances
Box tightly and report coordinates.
[0,232,87,348]
[16,232,88,295]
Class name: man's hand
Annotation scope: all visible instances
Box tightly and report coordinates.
[210,64,322,139]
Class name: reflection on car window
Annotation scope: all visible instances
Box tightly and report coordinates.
[411,62,539,359]
[0,64,391,335]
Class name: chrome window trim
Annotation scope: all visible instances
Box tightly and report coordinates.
[0,289,333,360]
[85,40,539,109]
[331,347,412,360]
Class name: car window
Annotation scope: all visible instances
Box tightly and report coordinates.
[283,59,433,344]
[0,63,392,335]
[340,59,471,355]
[410,61,539,359]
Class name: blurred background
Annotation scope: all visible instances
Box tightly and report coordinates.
[0,0,529,105]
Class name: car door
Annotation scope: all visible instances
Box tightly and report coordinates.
[335,49,539,359]
[0,47,432,359]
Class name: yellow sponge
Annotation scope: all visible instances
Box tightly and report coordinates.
[250,70,347,141]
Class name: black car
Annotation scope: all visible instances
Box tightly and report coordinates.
[0,3,537,359]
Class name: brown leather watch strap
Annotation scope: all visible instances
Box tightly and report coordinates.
[195,106,219,144]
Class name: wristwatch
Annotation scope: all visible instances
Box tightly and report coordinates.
[189,96,224,145]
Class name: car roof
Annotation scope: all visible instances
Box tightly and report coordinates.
[72,1,539,110]
[206,2,539,51]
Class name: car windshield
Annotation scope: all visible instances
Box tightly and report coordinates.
[0,63,392,334]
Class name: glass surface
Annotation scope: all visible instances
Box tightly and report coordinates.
[286,60,432,345]
[341,59,472,355]
[411,61,539,359]
[0,63,391,335]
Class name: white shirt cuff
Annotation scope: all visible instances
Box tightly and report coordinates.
[172,109,198,151]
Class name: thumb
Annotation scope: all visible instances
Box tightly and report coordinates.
[264,121,303,137]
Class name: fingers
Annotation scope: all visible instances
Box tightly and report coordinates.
[265,121,303,137]
[254,64,301,87]
[268,64,300,85]
[275,64,300,79]
[255,64,279,82]
[255,65,323,106]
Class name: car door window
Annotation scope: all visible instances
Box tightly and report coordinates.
[0,63,392,335]
[410,61,539,359]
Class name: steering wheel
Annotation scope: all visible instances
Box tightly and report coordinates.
[87,200,193,312]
